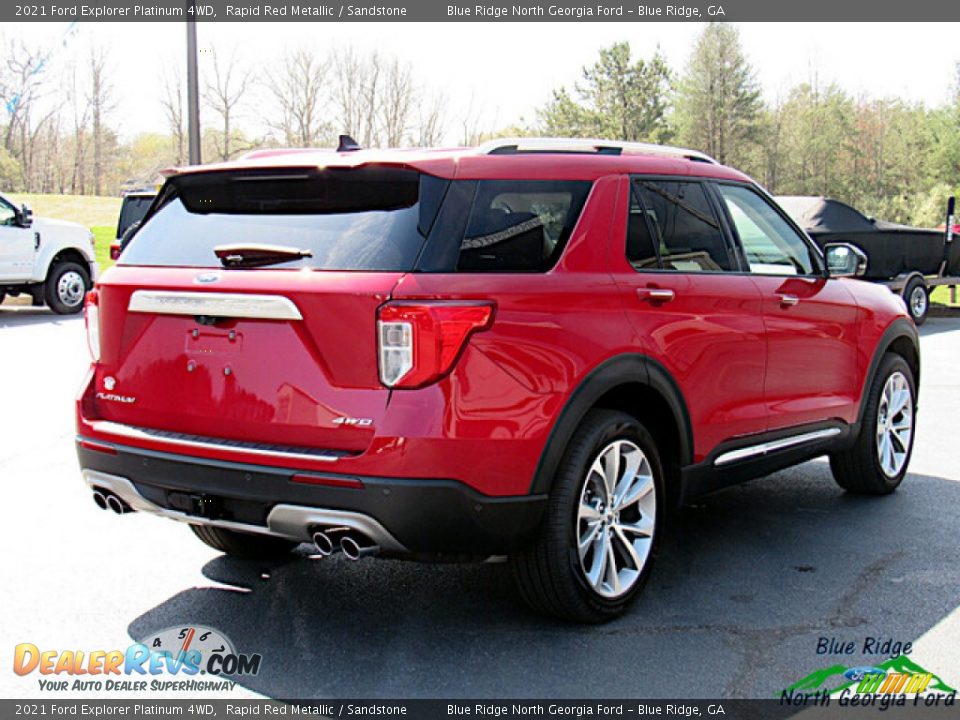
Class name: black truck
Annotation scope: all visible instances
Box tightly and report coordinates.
[777,195,958,325]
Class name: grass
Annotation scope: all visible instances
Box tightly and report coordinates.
[92,226,115,270]
[931,285,959,307]
[9,193,121,229]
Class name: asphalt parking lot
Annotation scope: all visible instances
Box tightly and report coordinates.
[2,305,959,699]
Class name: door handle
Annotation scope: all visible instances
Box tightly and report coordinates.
[777,293,799,307]
[637,287,676,303]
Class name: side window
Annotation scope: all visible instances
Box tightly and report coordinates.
[626,185,659,268]
[717,184,819,276]
[457,180,591,273]
[0,200,16,227]
[633,179,733,272]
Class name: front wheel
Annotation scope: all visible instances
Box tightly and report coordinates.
[511,409,663,623]
[44,261,90,314]
[830,354,916,494]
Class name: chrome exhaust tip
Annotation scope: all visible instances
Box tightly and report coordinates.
[312,531,335,556]
[92,491,108,510]
[312,527,351,556]
[106,494,130,515]
[341,535,379,561]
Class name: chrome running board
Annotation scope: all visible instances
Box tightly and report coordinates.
[714,428,842,467]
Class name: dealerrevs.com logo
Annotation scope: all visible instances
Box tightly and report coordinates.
[13,626,261,693]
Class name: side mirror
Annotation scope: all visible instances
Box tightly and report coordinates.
[16,203,33,228]
[824,242,867,278]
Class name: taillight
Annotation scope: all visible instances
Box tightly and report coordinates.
[109,243,121,261]
[377,302,495,388]
[85,290,100,362]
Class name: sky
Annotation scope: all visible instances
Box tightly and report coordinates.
[8,21,960,144]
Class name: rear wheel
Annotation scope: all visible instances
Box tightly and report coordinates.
[830,354,916,494]
[511,410,663,623]
[902,276,929,326]
[44,261,90,314]
[190,524,299,560]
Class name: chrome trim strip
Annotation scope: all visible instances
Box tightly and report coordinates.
[128,290,302,320]
[714,428,843,467]
[88,421,341,463]
[82,470,407,552]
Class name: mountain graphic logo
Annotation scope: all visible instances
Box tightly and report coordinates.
[782,655,956,697]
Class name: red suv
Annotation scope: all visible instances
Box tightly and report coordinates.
[76,138,919,622]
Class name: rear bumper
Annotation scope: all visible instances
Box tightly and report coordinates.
[76,440,547,557]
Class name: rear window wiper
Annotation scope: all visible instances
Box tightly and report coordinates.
[214,244,313,268]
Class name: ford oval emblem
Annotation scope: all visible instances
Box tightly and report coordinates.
[194,272,221,284]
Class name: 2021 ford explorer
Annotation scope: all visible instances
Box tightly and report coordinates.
[77,137,919,622]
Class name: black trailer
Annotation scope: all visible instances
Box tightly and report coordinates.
[776,195,959,325]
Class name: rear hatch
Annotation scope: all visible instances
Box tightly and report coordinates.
[90,165,448,457]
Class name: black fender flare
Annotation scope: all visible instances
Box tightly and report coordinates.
[528,353,694,495]
[856,317,920,427]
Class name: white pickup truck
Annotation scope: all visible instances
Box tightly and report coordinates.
[0,193,98,314]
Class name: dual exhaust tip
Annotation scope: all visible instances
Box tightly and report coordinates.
[92,489,132,515]
[92,489,377,560]
[312,527,379,561]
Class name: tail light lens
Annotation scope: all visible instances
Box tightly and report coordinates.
[85,290,100,362]
[377,302,495,388]
[109,243,122,261]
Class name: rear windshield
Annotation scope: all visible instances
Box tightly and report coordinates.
[120,167,590,273]
[120,168,448,272]
[116,195,155,240]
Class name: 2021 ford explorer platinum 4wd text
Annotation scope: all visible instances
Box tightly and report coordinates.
[76,138,920,622]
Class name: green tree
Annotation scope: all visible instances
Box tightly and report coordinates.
[537,42,672,142]
[675,23,762,163]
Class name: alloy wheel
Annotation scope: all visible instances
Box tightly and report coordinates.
[576,439,656,599]
[876,371,913,478]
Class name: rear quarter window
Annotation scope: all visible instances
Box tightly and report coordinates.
[456,180,591,273]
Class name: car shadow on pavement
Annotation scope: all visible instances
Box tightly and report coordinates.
[918,315,960,337]
[0,306,82,328]
[128,463,960,699]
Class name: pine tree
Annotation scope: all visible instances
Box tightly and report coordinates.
[537,42,672,142]
[675,23,761,163]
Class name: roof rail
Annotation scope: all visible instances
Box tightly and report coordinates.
[477,137,717,164]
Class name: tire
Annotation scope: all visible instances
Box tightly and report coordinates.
[190,524,299,560]
[511,409,664,623]
[44,261,90,314]
[902,277,929,326]
[830,354,916,495]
